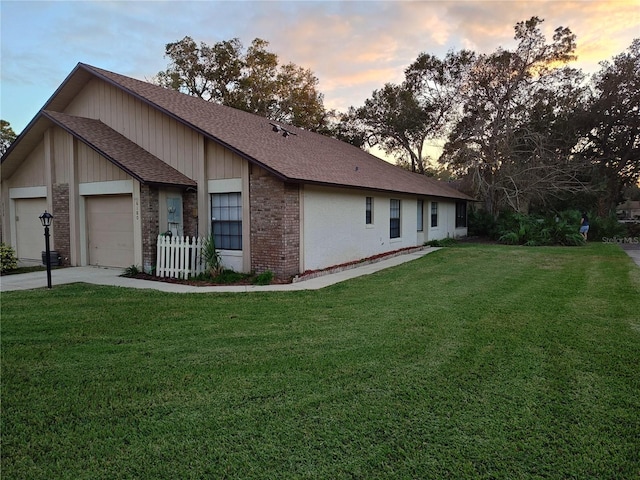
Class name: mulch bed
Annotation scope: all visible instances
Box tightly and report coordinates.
[127,246,430,287]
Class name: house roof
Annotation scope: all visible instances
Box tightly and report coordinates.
[3,62,472,201]
[42,111,196,188]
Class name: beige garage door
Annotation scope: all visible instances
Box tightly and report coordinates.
[15,197,47,261]
[86,195,134,268]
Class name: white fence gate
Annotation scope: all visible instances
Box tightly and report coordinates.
[156,235,206,279]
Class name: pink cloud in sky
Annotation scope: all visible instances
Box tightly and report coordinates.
[1,0,638,133]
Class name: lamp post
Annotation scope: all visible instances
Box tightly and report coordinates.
[39,210,53,289]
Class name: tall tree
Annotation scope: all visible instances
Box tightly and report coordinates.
[576,38,640,214]
[352,50,474,174]
[441,17,588,216]
[155,36,327,131]
[1,120,17,156]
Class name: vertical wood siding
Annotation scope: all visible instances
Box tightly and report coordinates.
[206,140,243,180]
[7,140,46,187]
[77,142,129,183]
[64,78,202,179]
[52,127,71,184]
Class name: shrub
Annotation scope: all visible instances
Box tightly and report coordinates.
[0,243,18,273]
[215,269,247,284]
[497,212,538,245]
[496,210,585,247]
[468,207,498,238]
[121,265,141,277]
[588,214,627,242]
[425,237,458,247]
[202,234,222,277]
[253,270,274,285]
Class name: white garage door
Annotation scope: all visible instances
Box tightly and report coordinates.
[15,197,47,261]
[86,195,134,268]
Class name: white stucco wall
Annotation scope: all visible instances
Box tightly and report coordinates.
[426,201,468,241]
[302,186,423,272]
[301,186,468,272]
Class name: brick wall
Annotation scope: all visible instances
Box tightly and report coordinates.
[249,167,300,279]
[52,183,70,266]
[140,185,159,273]
[183,189,198,237]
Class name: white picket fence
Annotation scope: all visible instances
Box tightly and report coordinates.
[156,235,206,279]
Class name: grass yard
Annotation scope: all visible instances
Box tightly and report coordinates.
[2,244,639,479]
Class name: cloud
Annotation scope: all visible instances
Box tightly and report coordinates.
[2,0,638,133]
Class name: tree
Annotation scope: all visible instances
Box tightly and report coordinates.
[1,120,17,156]
[441,17,589,216]
[155,36,327,131]
[575,38,640,214]
[351,50,474,174]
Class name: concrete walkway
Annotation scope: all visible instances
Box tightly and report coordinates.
[620,243,640,268]
[0,248,437,293]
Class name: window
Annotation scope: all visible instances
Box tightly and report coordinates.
[390,199,401,238]
[166,196,183,236]
[211,193,242,250]
[456,201,467,228]
[417,199,424,232]
[431,201,438,228]
[366,197,373,224]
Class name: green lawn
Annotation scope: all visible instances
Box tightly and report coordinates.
[2,244,639,479]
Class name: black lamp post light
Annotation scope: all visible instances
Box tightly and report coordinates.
[39,210,53,289]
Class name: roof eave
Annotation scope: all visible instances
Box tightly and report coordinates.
[41,111,197,189]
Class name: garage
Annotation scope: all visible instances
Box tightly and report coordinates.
[85,195,134,268]
[14,197,47,261]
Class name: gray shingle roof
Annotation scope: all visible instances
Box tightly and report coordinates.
[81,63,472,201]
[42,110,196,188]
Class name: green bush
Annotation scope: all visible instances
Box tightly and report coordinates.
[121,265,141,277]
[0,243,18,273]
[425,237,458,247]
[496,210,585,246]
[215,269,246,284]
[588,214,627,242]
[202,234,222,277]
[253,270,274,285]
[468,207,498,238]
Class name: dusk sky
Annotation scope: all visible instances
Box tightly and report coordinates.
[1,0,638,135]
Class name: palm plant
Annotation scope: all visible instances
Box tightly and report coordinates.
[202,234,222,278]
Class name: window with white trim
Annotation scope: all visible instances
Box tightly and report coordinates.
[417,199,424,232]
[211,193,242,250]
[431,201,438,228]
[366,197,373,225]
[390,199,401,238]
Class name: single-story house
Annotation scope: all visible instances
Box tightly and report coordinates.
[1,63,472,279]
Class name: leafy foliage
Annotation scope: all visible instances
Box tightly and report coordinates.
[121,265,141,277]
[588,214,628,241]
[1,120,17,156]
[496,210,585,246]
[424,237,458,247]
[252,270,274,285]
[155,36,327,131]
[202,234,222,278]
[574,38,640,214]
[467,207,500,238]
[349,50,474,174]
[441,17,590,216]
[0,243,18,273]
